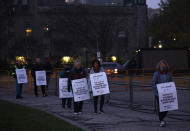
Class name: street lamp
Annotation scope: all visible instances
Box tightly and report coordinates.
[111,56,117,62]
[16,56,25,63]
[62,56,71,64]
[158,44,163,48]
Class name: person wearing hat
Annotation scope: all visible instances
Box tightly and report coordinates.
[60,64,72,108]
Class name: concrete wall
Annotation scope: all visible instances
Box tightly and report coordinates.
[142,49,189,69]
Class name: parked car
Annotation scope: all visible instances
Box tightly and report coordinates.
[102,62,122,75]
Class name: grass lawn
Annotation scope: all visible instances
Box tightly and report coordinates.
[0,100,83,131]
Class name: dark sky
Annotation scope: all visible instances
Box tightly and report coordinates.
[147,0,160,9]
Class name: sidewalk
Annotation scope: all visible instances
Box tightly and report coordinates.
[0,92,189,131]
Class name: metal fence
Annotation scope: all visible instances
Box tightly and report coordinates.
[108,69,190,121]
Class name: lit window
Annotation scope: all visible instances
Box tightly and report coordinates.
[26,28,32,37]
[44,25,49,32]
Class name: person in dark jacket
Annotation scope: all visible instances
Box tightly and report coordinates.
[44,59,53,96]
[11,60,25,99]
[31,58,46,97]
[89,59,105,113]
[71,59,86,115]
[60,65,72,108]
[152,60,173,127]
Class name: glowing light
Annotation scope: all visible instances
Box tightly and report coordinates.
[111,56,117,62]
[114,69,118,74]
[26,29,32,33]
[158,44,163,48]
[174,38,176,41]
[26,28,32,37]
[16,56,25,63]
[44,27,49,31]
[62,56,71,63]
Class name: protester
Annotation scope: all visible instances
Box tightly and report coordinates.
[31,58,46,97]
[11,60,25,99]
[60,64,72,109]
[152,60,173,127]
[44,59,53,96]
[90,59,105,113]
[71,59,86,115]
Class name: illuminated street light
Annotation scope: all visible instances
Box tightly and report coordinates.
[16,56,25,63]
[44,27,49,31]
[62,56,71,64]
[158,44,163,48]
[136,49,141,54]
[174,38,176,41]
[111,56,117,62]
[154,46,157,49]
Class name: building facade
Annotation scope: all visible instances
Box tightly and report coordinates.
[0,0,148,67]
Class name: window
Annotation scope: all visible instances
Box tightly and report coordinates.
[26,28,32,37]
[44,24,49,32]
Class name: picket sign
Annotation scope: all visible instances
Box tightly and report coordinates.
[35,71,47,86]
[90,72,110,96]
[59,78,73,98]
[71,78,90,102]
[157,82,178,112]
[16,69,28,84]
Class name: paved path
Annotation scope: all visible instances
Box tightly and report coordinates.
[0,92,190,131]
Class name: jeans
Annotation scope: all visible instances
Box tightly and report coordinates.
[16,80,23,97]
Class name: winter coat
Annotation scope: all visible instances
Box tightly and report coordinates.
[152,71,173,96]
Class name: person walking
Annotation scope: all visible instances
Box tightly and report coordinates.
[71,59,86,115]
[31,58,46,97]
[44,59,53,96]
[152,60,173,127]
[11,60,25,99]
[60,65,72,109]
[89,59,105,113]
